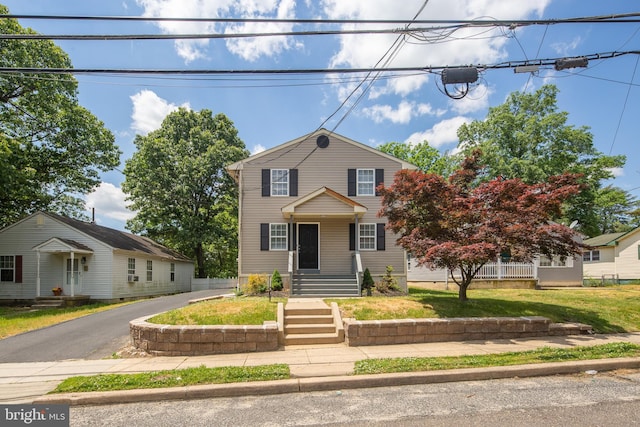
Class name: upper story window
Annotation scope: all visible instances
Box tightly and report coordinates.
[262,168,298,197]
[0,256,14,282]
[271,169,289,196]
[348,168,383,197]
[357,169,375,196]
[583,250,600,262]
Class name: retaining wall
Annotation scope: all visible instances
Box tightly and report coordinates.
[130,316,279,356]
[342,316,581,346]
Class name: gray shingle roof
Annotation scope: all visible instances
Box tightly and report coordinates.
[46,212,192,262]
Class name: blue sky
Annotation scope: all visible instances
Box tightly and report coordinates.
[3,0,639,232]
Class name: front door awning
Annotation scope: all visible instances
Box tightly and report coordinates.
[281,186,367,219]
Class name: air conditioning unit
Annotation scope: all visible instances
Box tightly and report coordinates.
[127,274,135,283]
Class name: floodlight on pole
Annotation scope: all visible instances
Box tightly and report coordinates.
[554,57,588,71]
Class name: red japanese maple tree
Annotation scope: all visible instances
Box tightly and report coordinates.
[378,151,585,301]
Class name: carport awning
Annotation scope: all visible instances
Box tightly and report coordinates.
[281,186,368,219]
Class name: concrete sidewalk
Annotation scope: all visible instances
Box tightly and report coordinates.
[2,332,640,405]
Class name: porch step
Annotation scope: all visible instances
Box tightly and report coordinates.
[291,274,359,297]
[31,297,65,309]
[283,300,344,345]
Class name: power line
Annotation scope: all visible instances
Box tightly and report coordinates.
[3,12,640,25]
[0,50,636,76]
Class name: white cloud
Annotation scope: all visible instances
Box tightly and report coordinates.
[135,0,301,63]
[608,167,624,178]
[362,100,438,124]
[449,83,493,114]
[405,116,472,148]
[252,144,266,154]
[130,90,190,135]
[551,36,582,56]
[322,0,551,97]
[85,182,136,223]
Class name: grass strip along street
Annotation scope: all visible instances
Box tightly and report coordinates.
[51,343,640,393]
[53,364,291,393]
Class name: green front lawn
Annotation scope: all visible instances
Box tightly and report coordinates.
[331,285,640,333]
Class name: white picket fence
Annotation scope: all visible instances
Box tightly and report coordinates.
[191,277,238,291]
[474,262,535,279]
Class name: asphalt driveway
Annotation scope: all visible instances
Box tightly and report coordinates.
[0,289,232,363]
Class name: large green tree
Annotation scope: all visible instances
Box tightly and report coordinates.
[123,108,248,278]
[457,85,625,237]
[0,6,120,226]
[377,140,456,176]
[593,186,638,234]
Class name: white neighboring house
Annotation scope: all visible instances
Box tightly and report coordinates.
[0,212,194,302]
[583,226,640,283]
[408,254,583,288]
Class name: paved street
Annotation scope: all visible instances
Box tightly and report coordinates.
[0,289,231,362]
[67,370,640,426]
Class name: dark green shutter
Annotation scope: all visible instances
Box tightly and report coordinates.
[260,224,269,250]
[376,223,385,251]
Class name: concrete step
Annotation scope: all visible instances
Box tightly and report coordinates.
[284,332,343,346]
[285,324,337,334]
[285,314,334,324]
[285,307,332,316]
[31,302,65,309]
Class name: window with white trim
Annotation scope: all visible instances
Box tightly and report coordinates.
[170,263,175,282]
[539,255,572,268]
[271,169,289,196]
[0,256,14,282]
[146,260,153,282]
[359,223,376,250]
[357,169,375,196]
[582,250,600,262]
[127,258,135,276]
[270,224,288,250]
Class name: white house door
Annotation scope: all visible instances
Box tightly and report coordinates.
[64,258,81,294]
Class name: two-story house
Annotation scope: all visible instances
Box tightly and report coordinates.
[226,130,417,296]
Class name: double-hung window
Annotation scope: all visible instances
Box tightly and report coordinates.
[170,263,175,282]
[359,224,376,250]
[270,224,288,250]
[271,169,289,196]
[582,250,600,262]
[357,169,375,196]
[0,256,14,282]
[146,260,153,282]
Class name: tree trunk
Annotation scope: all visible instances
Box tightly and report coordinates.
[458,281,470,302]
[195,242,206,278]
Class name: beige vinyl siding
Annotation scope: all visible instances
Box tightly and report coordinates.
[294,194,356,215]
[583,247,618,280]
[238,133,407,284]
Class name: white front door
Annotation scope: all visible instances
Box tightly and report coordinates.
[64,258,81,294]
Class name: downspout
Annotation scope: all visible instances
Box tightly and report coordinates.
[70,251,75,297]
[237,166,243,294]
[36,250,41,297]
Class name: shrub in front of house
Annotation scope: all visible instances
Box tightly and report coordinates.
[375,265,401,293]
[362,268,374,296]
[271,269,283,291]
[243,274,268,295]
